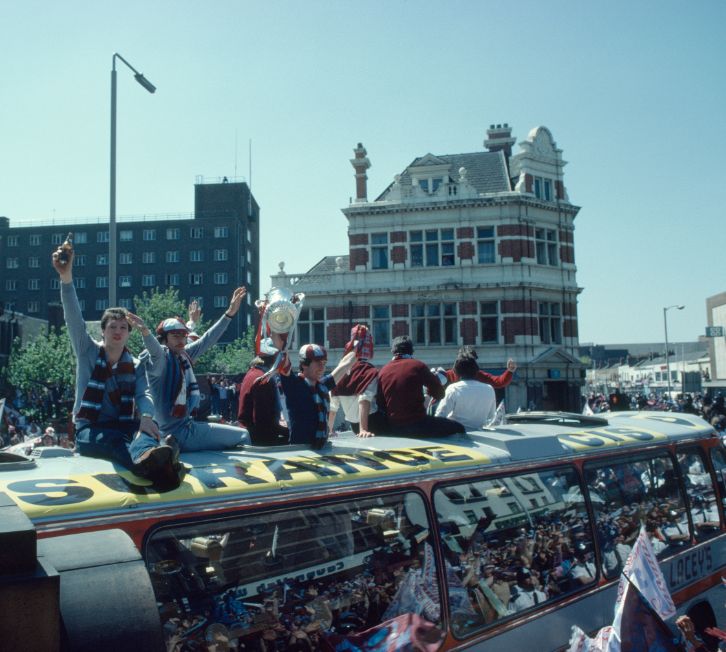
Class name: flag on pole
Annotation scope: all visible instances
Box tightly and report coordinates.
[583,401,594,416]
[567,528,677,652]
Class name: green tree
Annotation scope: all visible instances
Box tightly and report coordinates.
[196,325,257,375]
[4,326,75,421]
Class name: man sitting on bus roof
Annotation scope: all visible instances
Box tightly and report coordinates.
[440,345,517,389]
[278,344,356,449]
[328,325,384,438]
[129,289,250,453]
[434,353,496,430]
[377,336,465,438]
[52,244,178,488]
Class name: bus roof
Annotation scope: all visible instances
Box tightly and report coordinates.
[0,411,715,527]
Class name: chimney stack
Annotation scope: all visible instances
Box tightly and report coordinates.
[350,143,370,202]
[484,123,516,158]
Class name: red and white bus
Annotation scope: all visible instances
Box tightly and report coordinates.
[1,410,724,650]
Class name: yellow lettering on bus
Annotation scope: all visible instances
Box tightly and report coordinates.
[559,427,666,451]
[7,479,94,507]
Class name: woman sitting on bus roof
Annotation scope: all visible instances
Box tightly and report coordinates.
[129,291,251,455]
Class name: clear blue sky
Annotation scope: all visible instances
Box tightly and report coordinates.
[2,0,724,344]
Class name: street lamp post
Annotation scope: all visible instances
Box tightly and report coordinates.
[663,304,685,402]
[109,53,156,306]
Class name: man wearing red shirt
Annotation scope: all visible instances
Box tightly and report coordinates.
[377,336,465,438]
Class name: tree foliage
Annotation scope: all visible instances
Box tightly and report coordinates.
[196,325,257,376]
[128,287,192,354]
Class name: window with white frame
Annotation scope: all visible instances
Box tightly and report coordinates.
[74,232,88,244]
[214,226,229,238]
[3,302,16,311]
[28,257,40,268]
[119,276,132,288]
[29,234,42,246]
[371,233,388,270]
[417,177,444,194]
[213,249,228,262]
[73,277,86,289]
[247,249,252,263]
[214,272,228,284]
[190,250,204,262]
[119,252,133,265]
[50,279,60,290]
[533,176,553,201]
[190,227,204,239]
[5,280,16,291]
[189,273,203,286]
[6,258,19,269]
[166,228,180,240]
[166,251,180,263]
[297,307,325,345]
[214,295,227,308]
[477,226,496,264]
[410,228,455,267]
[142,274,155,287]
[539,302,562,344]
[535,228,558,266]
[166,273,180,286]
[412,302,457,345]
[96,299,109,312]
[7,236,18,247]
[97,253,109,265]
[28,279,40,291]
[142,251,156,264]
[480,301,499,343]
[247,269,252,285]
[96,276,108,288]
[51,233,64,245]
[97,231,109,243]
[372,305,390,346]
[120,230,133,242]
[247,227,252,242]
[143,229,156,241]
[119,298,133,309]
[75,254,87,267]
[27,301,39,313]
[78,299,86,311]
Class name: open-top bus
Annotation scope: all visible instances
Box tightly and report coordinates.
[1,411,725,651]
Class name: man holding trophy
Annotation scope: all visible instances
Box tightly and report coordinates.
[248,288,356,449]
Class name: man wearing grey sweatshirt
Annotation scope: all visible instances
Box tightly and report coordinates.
[128,289,250,451]
[52,245,179,488]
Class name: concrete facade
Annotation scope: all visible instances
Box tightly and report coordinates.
[270,125,585,412]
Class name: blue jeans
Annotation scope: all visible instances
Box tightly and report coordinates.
[172,420,249,451]
[75,420,159,469]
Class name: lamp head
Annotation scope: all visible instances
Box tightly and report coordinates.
[134,73,156,93]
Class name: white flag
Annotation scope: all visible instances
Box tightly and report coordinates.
[486,400,507,426]
[582,401,594,416]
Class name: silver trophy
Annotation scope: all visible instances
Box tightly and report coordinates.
[255,287,305,377]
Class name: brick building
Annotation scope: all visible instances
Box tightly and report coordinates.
[0,178,259,343]
[270,124,584,411]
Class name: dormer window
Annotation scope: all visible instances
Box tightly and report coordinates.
[418,177,444,194]
[533,177,553,201]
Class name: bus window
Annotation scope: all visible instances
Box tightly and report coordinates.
[144,492,442,651]
[710,447,726,516]
[585,453,689,579]
[676,448,721,540]
[433,466,596,639]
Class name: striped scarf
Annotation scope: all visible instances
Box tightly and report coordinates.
[165,348,200,418]
[77,347,136,423]
[301,374,329,445]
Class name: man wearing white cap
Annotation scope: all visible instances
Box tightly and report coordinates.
[128,287,250,452]
[277,344,356,449]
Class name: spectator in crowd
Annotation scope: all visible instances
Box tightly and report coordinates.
[209,376,221,416]
[434,353,496,430]
[278,344,357,449]
[51,243,177,487]
[508,567,547,612]
[130,289,250,453]
[328,325,384,438]
[377,336,465,438]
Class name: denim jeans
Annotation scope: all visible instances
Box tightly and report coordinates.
[75,420,159,469]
